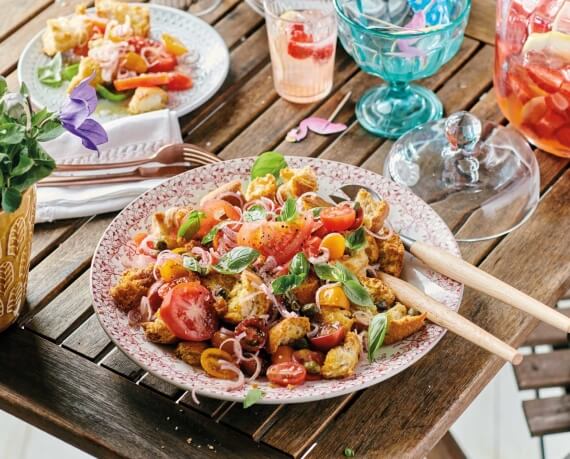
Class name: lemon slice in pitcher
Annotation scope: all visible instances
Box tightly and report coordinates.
[523,31,570,61]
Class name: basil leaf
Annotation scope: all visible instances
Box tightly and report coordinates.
[243,388,264,408]
[289,252,309,277]
[367,313,388,363]
[312,207,323,217]
[344,448,356,458]
[276,198,297,222]
[342,279,374,308]
[333,262,358,283]
[61,63,80,81]
[243,204,266,222]
[37,53,63,88]
[183,256,208,275]
[177,210,205,240]
[201,223,222,245]
[213,247,259,275]
[346,227,365,251]
[250,151,287,180]
[313,263,337,281]
[11,154,34,176]
[272,274,304,295]
[0,124,25,145]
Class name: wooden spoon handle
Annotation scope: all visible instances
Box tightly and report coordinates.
[410,241,570,333]
[379,273,523,365]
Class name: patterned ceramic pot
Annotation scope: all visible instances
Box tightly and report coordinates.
[0,186,36,332]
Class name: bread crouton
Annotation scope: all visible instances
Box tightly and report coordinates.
[322,331,361,379]
[376,234,405,277]
[67,57,102,93]
[384,303,426,345]
[339,248,369,277]
[364,233,380,263]
[202,272,238,318]
[42,15,91,56]
[358,276,395,308]
[245,174,277,201]
[141,311,178,344]
[291,274,319,305]
[268,317,310,354]
[95,0,150,37]
[110,265,154,312]
[279,166,318,198]
[355,189,389,233]
[127,87,168,115]
[225,271,271,324]
[319,306,354,332]
[175,341,208,366]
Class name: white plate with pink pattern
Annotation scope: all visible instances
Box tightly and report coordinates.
[91,156,463,404]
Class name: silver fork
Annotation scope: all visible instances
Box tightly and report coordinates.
[330,184,570,334]
[55,143,220,172]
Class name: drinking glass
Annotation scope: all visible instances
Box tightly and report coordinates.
[334,0,471,138]
[263,0,338,103]
[495,0,570,158]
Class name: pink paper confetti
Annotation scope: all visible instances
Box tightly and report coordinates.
[286,116,347,143]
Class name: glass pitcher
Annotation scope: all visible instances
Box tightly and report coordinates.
[495,0,570,158]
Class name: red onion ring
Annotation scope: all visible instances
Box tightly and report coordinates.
[245,354,262,382]
[191,386,200,405]
[307,322,320,338]
[218,361,245,391]
[259,283,297,318]
[191,247,212,267]
[308,247,330,264]
[153,251,182,281]
[138,234,159,257]
[215,191,244,208]
[128,296,152,326]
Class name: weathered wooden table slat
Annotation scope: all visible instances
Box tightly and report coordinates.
[1,0,568,458]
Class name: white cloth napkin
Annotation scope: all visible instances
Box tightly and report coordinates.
[37,109,183,223]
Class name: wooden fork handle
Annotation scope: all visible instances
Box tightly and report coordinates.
[379,273,523,365]
[409,241,570,334]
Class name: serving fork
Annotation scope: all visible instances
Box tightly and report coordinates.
[331,184,570,335]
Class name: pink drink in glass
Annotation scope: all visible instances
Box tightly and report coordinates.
[264,1,337,103]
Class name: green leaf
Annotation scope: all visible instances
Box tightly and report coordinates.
[342,279,374,308]
[312,207,323,217]
[37,53,63,88]
[183,256,208,276]
[243,388,264,408]
[346,227,365,251]
[96,84,129,102]
[276,197,297,222]
[11,154,34,176]
[31,108,53,126]
[272,274,304,295]
[313,263,337,281]
[333,262,358,283]
[19,82,29,98]
[243,204,266,222]
[201,223,222,245]
[344,448,356,457]
[61,63,80,81]
[367,313,388,363]
[177,210,205,240]
[213,247,259,275]
[289,252,309,277]
[250,151,287,180]
[36,121,64,141]
[1,187,22,212]
[0,124,25,144]
[0,77,7,98]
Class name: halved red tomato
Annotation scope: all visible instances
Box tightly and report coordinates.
[309,324,346,351]
[160,282,217,341]
[349,205,364,230]
[303,235,322,259]
[235,318,267,352]
[237,217,313,265]
[320,206,356,232]
[167,72,192,91]
[293,349,324,380]
[266,361,306,386]
[271,345,295,365]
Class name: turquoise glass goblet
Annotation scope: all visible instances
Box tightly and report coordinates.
[334,0,471,139]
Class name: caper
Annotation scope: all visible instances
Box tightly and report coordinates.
[214,287,228,299]
[303,361,321,374]
[375,300,388,311]
[155,240,168,251]
[300,303,319,317]
[292,338,309,349]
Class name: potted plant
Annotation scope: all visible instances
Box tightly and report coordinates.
[0,74,106,332]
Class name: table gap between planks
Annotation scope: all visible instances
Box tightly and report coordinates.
[0,0,569,458]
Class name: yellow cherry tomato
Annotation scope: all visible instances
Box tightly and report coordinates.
[318,285,350,309]
[123,52,148,73]
[162,33,188,56]
[158,259,188,282]
[320,233,346,260]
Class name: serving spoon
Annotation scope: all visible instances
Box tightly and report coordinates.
[330,184,570,334]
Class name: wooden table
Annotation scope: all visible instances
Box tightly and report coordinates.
[1,1,569,457]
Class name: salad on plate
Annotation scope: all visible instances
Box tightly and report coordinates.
[109,152,427,394]
[39,0,196,115]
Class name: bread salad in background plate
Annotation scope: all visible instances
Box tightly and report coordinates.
[109,152,427,397]
[38,0,195,115]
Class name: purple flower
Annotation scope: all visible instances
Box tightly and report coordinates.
[59,73,108,151]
